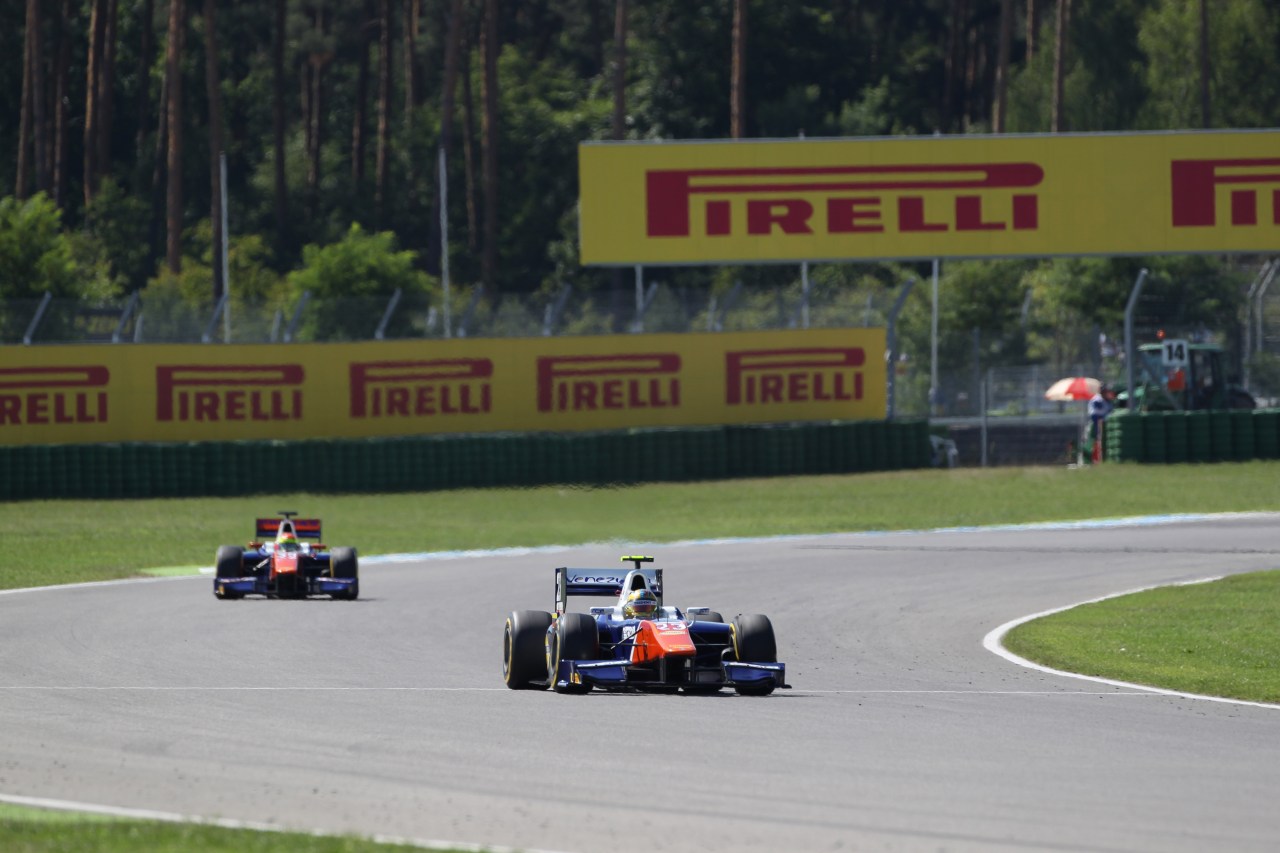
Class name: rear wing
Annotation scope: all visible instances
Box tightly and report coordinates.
[255,517,322,540]
[555,556,662,615]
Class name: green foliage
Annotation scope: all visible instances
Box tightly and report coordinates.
[0,194,83,300]
[287,224,435,341]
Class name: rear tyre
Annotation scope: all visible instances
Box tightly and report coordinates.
[214,546,244,600]
[691,610,723,623]
[550,613,599,695]
[731,614,778,697]
[330,546,359,600]
[504,610,553,689]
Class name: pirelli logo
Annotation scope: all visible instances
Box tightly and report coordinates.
[349,359,493,417]
[726,348,865,406]
[537,353,681,413]
[646,163,1043,239]
[1171,158,1280,227]
[156,364,304,422]
[0,365,109,426]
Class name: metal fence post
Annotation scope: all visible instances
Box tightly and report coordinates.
[22,292,53,345]
[112,292,140,343]
[885,277,915,420]
[1124,268,1149,409]
[375,288,402,340]
[283,291,311,343]
[202,292,229,343]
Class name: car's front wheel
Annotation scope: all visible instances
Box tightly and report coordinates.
[731,614,778,696]
[329,546,359,600]
[549,613,599,695]
[213,545,244,600]
[504,610,552,689]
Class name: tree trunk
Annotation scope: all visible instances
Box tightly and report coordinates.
[1051,0,1069,132]
[1198,0,1211,128]
[404,0,419,116]
[53,0,72,208]
[440,0,465,155]
[272,0,287,252]
[98,0,119,193]
[84,0,106,207]
[165,0,186,274]
[611,0,628,140]
[16,0,38,199]
[134,0,155,194]
[352,1,374,188]
[993,0,1011,132]
[462,33,478,252]
[730,0,746,138]
[205,0,225,300]
[375,0,391,222]
[480,0,499,291]
[1026,0,1037,61]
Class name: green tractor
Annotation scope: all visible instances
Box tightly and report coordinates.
[1119,341,1256,412]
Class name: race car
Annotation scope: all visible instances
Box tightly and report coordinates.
[502,555,787,695]
[213,512,359,600]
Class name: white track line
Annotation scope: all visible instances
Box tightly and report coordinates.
[983,577,1280,711]
[0,793,573,853]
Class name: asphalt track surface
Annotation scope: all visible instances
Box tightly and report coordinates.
[3,515,1280,853]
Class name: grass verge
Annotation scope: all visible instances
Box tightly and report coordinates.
[1003,570,1280,704]
[4,461,1280,590]
[0,802,443,852]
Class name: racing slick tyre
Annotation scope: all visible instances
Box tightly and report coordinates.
[329,546,359,600]
[691,611,724,623]
[549,613,599,695]
[213,546,244,600]
[504,610,553,690]
[730,614,778,697]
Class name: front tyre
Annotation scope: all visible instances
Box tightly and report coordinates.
[731,613,778,697]
[504,610,553,689]
[549,613,599,695]
[214,545,244,600]
[330,546,359,600]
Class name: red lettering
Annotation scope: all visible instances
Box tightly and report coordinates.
[1171,158,1280,227]
[747,199,813,235]
[225,390,245,421]
[761,375,784,403]
[195,392,219,420]
[573,382,598,411]
[0,395,19,424]
[827,197,883,233]
[388,387,410,416]
[27,393,48,424]
[787,372,809,401]
[603,379,624,409]
[955,195,1004,231]
[706,200,731,236]
[898,197,947,232]
[53,394,73,424]
[415,386,435,414]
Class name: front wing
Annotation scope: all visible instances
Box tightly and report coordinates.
[554,656,787,692]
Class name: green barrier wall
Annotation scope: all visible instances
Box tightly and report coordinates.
[1103,409,1280,464]
[0,420,931,500]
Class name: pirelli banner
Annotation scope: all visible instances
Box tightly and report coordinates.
[578,130,1280,264]
[0,328,886,446]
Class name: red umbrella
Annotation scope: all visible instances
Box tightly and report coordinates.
[1045,376,1101,402]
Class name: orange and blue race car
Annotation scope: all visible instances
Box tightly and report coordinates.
[213,512,358,600]
[502,555,786,695]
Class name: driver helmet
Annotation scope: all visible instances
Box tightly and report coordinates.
[277,530,300,551]
[623,588,659,620]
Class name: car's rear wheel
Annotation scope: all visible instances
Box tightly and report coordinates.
[690,610,723,623]
[329,546,359,600]
[549,613,599,695]
[504,610,553,689]
[731,614,777,696]
[214,545,244,600]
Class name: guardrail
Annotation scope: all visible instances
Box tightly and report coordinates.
[0,420,931,500]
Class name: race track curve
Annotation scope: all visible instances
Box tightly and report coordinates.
[3,514,1280,853]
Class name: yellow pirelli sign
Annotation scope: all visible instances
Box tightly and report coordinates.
[0,328,886,445]
[578,130,1280,264]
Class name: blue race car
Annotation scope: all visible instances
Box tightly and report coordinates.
[213,512,358,600]
[502,555,787,695]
